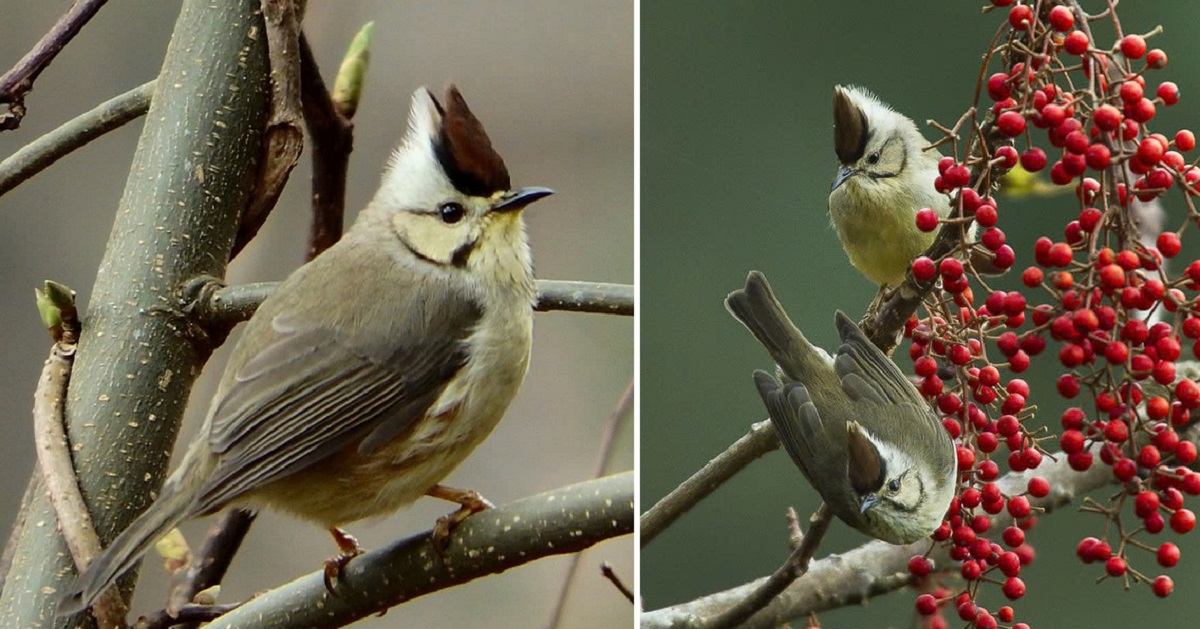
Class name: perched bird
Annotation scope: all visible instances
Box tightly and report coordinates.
[726,271,956,544]
[828,85,953,289]
[60,84,553,613]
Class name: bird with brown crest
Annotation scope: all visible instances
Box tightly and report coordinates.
[59,83,554,614]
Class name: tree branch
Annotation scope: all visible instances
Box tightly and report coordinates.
[192,279,633,332]
[641,420,779,547]
[0,0,270,625]
[642,444,1114,628]
[0,81,153,196]
[706,504,833,629]
[33,343,128,629]
[229,0,304,258]
[199,472,632,629]
[0,0,110,131]
[299,25,369,260]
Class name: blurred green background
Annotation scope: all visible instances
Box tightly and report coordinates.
[641,1,1200,626]
[0,3,632,627]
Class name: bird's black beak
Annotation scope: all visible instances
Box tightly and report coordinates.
[832,165,856,191]
[493,186,555,213]
[859,493,880,514]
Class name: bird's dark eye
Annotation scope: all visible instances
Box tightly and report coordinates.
[867,151,881,165]
[439,202,465,224]
[888,478,901,492]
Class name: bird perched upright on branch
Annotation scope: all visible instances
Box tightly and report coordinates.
[60,83,554,614]
[828,85,960,291]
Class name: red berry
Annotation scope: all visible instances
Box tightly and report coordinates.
[997,111,1026,137]
[1094,104,1123,130]
[1003,526,1025,548]
[1113,458,1137,481]
[1136,491,1161,518]
[1138,138,1165,165]
[1153,575,1174,597]
[995,145,1019,168]
[1120,35,1147,59]
[1177,379,1200,407]
[916,593,939,616]
[912,256,937,282]
[1176,129,1196,152]
[1148,49,1168,69]
[908,555,933,577]
[1158,542,1180,567]
[1139,445,1162,468]
[1020,148,1047,172]
[1085,143,1111,170]
[1106,556,1128,576]
[1027,476,1050,498]
[1158,232,1182,258]
[1177,441,1197,464]
[916,208,940,232]
[1158,81,1181,106]
[1048,5,1073,31]
[1002,576,1026,600]
[1008,4,1034,29]
[940,257,964,280]
[1129,97,1157,123]
[1007,495,1031,518]
[1121,80,1145,103]
[1170,508,1196,533]
[987,73,1012,102]
[1064,30,1089,55]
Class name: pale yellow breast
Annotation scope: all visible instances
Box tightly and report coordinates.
[249,294,533,528]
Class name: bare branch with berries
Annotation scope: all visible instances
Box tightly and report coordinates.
[646,0,1200,626]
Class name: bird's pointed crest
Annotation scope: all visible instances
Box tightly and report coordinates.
[431,83,511,197]
[833,85,869,164]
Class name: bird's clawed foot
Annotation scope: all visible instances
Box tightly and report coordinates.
[427,484,494,551]
[322,527,364,595]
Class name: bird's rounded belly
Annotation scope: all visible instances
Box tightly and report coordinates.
[252,320,532,527]
[832,198,933,287]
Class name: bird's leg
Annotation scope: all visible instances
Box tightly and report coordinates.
[322,526,364,595]
[427,484,495,550]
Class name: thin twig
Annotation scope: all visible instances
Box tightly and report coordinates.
[600,562,634,603]
[134,603,241,629]
[33,343,128,629]
[547,379,634,629]
[165,508,256,618]
[229,0,305,258]
[0,80,153,196]
[0,0,110,130]
[641,420,779,547]
[785,507,804,551]
[299,30,362,260]
[705,504,833,629]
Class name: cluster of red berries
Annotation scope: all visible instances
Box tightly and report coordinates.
[902,1,1198,627]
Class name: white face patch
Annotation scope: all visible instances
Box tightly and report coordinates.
[858,428,925,512]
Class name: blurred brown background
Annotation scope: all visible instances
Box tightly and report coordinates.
[0,2,633,627]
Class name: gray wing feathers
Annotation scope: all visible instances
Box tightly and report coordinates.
[195,289,481,514]
[832,311,918,405]
[753,370,827,483]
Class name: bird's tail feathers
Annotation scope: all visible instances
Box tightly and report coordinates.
[57,485,194,616]
[725,271,820,381]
